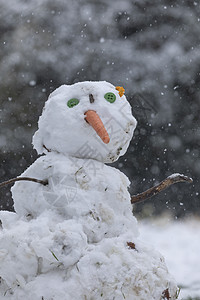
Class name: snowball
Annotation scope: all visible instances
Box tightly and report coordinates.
[33,81,137,163]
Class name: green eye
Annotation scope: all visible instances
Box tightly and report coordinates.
[67,98,79,108]
[104,92,116,103]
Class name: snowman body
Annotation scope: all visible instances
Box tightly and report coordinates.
[13,152,138,243]
[0,81,178,299]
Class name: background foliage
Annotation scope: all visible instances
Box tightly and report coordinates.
[0,0,199,216]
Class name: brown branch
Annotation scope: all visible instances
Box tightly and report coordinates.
[131,173,193,204]
[0,177,48,189]
[43,144,51,152]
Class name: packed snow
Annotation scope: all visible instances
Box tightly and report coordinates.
[33,81,137,163]
[0,81,178,299]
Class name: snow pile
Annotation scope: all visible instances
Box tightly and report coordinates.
[0,81,178,299]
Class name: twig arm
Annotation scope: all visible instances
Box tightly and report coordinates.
[131,173,193,204]
[0,177,48,188]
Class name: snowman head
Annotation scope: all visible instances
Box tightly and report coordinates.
[33,81,137,163]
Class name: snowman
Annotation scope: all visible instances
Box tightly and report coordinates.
[0,81,178,299]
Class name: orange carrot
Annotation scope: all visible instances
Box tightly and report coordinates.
[84,110,110,144]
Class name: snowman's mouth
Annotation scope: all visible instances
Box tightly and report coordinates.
[84,110,110,144]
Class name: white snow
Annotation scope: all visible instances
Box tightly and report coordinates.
[0,81,178,299]
[5,151,177,299]
[139,216,200,299]
[33,81,137,163]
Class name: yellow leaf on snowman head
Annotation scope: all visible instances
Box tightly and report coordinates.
[115,86,125,97]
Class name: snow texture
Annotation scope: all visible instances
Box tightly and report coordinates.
[0,81,177,299]
[139,216,200,299]
[33,81,137,163]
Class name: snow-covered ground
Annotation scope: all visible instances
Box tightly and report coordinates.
[139,215,200,299]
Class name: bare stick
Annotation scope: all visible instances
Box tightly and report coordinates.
[131,173,193,204]
[0,177,48,189]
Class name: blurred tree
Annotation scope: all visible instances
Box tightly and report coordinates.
[0,0,199,216]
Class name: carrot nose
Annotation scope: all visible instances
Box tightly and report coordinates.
[84,110,110,144]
